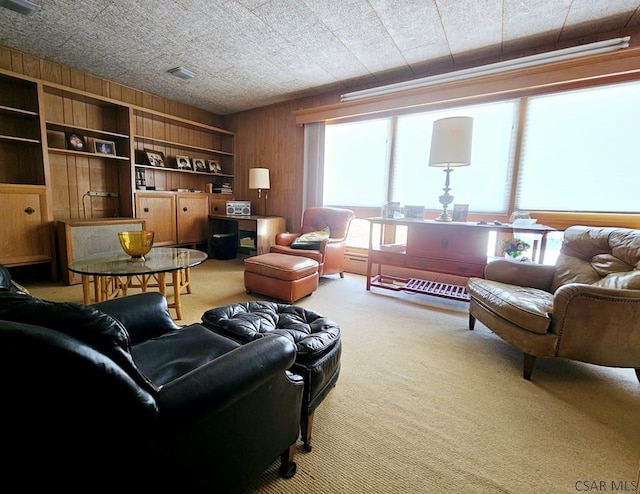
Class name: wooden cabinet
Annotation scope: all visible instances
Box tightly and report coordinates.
[0,184,51,266]
[177,193,209,244]
[135,192,177,246]
[0,67,234,269]
[0,72,52,267]
[55,217,146,284]
[136,191,209,247]
[366,218,556,301]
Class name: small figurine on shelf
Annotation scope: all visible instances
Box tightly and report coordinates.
[501,237,530,258]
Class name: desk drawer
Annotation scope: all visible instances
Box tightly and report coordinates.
[237,219,257,231]
[369,250,405,267]
[405,256,485,277]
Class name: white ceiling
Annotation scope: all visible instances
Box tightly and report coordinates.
[1,0,639,115]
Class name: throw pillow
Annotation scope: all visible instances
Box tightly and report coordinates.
[290,227,330,250]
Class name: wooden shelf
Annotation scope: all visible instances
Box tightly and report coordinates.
[134,134,232,156]
[0,134,40,144]
[47,121,129,140]
[133,107,233,135]
[48,147,130,160]
[0,105,38,118]
[134,163,232,177]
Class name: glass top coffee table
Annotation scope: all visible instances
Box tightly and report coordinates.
[68,247,208,320]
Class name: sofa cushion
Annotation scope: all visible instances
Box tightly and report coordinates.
[290,227,330,250]
[202,301,341,362]
[132,324,240,387]
[0,291,155,393]
[466,278,553,335]
[552,226,640,292]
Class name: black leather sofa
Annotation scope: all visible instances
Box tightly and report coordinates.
[0,265,303,493]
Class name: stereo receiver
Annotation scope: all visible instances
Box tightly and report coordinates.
[226,201,251,216]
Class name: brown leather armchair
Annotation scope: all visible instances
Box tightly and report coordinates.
[270,207,355,277]
[466,225,640,382]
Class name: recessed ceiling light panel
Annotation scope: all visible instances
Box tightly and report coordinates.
[168,66,196,80]
[0,0,41,15]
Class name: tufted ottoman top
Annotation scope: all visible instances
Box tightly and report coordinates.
[201,301,340,362]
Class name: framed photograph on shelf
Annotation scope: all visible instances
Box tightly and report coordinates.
[207,159,222,173]
[145,149,166,167]
[65,132,87,152]
[94,139,116,156]
[176,155,192,170]
[452,204,469,222]
[193,158,207,172]
[404,205,425,219]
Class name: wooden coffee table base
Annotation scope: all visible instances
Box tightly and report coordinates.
[80,267,193,320]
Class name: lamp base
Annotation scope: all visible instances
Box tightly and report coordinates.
[434,210,453,222]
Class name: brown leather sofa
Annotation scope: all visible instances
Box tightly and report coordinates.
[270,207,355,277]
[466,225,640,381]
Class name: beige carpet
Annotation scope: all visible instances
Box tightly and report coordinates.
[21,258,640,494]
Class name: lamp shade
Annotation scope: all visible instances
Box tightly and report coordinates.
[249,168,270,189]
[428,117,474,167]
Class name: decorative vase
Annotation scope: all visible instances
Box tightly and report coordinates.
[118,231,154,261]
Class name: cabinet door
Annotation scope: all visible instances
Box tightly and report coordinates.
[0,185,51,266]
[406,223,489,263]
[135,193,176,246]
[177,194,209,245]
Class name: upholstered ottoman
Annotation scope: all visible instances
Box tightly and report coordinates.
[244,253,319,304]
[201,301,342,452]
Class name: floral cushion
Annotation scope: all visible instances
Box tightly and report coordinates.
[290,227,330,250]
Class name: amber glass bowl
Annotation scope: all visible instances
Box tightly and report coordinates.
[118,231,154,261]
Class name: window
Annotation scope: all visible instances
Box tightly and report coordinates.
[392,101,517,212]
[323,118,390,207]
[323,100,517,213]
[518,80,640,212]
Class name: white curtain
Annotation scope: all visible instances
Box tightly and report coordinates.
[302,122,325,210]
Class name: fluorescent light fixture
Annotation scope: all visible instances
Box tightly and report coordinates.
[0,0,41,15]
[168,66,196,80]
[341,36,631,102]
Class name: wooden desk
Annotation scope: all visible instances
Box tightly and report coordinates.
[207,215,286,256]
[366,218,556,301]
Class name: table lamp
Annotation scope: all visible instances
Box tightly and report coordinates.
[249,167,270,215]
[428,116,473,222]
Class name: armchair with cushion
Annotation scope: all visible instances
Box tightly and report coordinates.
[0,265,303,492]
[270,206,355,277]
[466,226,640,381]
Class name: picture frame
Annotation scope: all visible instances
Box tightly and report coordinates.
[176,155,192,170]
[193,158,207,172]
[207,159,222,173]
[145,149,165,167]
[94,139,116,156]
[65,132,87,152]
[404,205,425,219]
[452,204,469,222]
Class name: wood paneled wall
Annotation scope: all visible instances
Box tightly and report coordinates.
[224,92,338,232]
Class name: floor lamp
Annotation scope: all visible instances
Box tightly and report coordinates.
[249,167,270,216]
[428,117,473,222]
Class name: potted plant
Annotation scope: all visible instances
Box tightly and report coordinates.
[501,237,531,259]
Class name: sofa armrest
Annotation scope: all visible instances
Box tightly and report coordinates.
[94,292,180,344]
[552,283,640,367]
[158,335,300,419]
[484,259,555,292]
[274,232,300,246]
